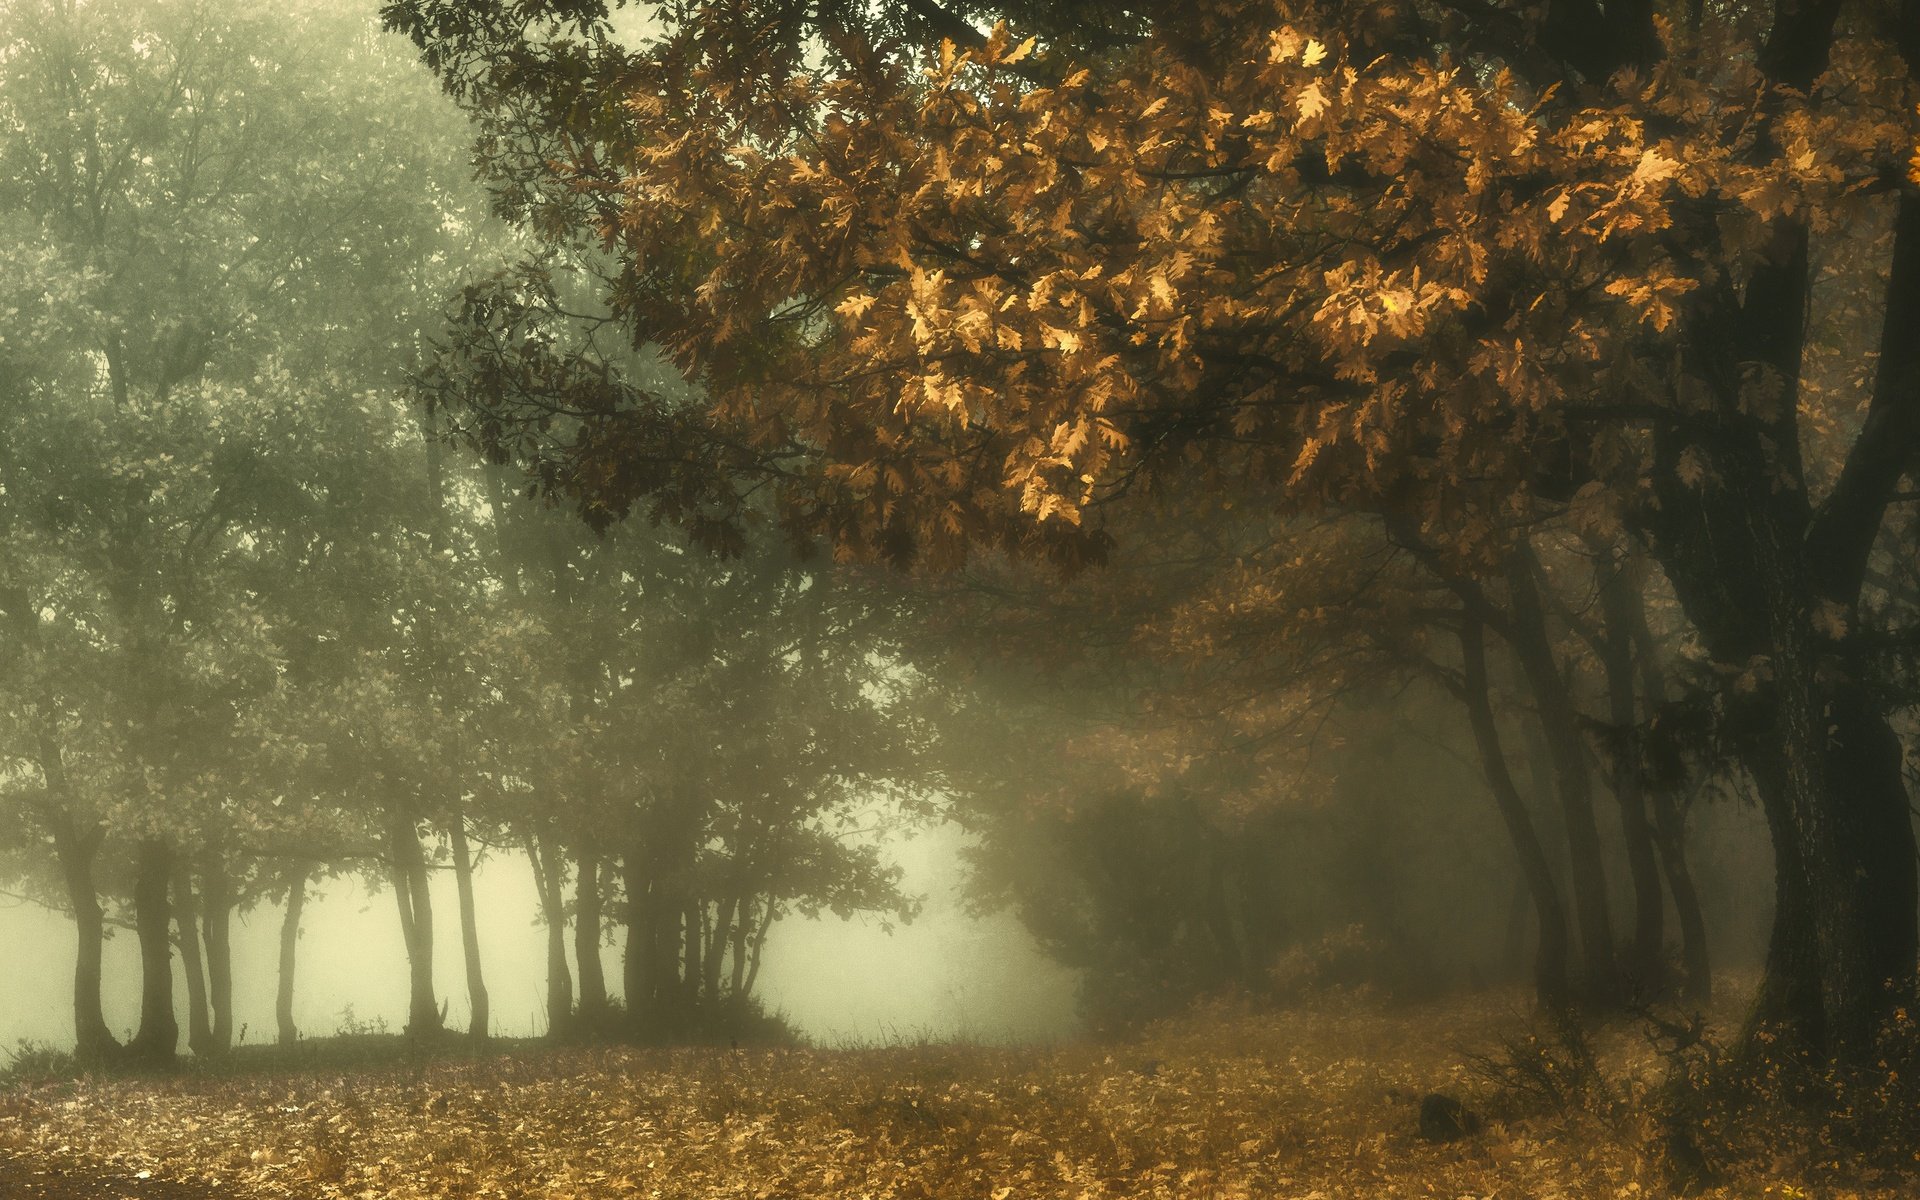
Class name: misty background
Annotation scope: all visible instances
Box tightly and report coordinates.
[0,822,1080,1050]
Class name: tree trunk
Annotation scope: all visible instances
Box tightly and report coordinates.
[730,895,751,1001]
[1743,739,1826,1053]
[706,895,736,1003]
[50,816,118,1063]
[1648,393,1918,1057]
[528,828,573,1037]
[448,811,490,1041]
[130,838,178,1063]
[172,860,215,1056]
[622,842,655,1039]
[684,900,703,1010]
[1624,581,1713,1004]
[1768,675,1918,1057]
[573,846,607,1022]
[1652,788,1713,1004]
[1644,137,1920,1059]
[1502,872,1533,980]
[200,852,235,1053]
[1652,522,1918,1056]
[741,900,775,1001]
[389,813,441,1037]
[1593,542,1668,996]
[1505,545,1620,1000]
[278,865,308,1046]
[1459,615,1573,1014]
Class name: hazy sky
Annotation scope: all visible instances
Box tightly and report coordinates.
[0,823,1081,1055]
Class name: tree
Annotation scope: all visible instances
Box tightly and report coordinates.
[389,0,1920,1065]
[0,0,494,1060]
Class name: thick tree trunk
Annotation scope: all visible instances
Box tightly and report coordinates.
[1505,545,1619,999]
[172,861,215,1056]
[200,853,234,1053]
[1743,743,1826,1052]
[1652,517,1918,1058]
[573,846,607,1022]
[1719,622,1915,1061]
[1644,62,1920,1049]
[1772,676,1918,1057]
[1459,615,1573,1014]
[448,812,490,1041]
[1593,543,1668,996]
[529,829,573,1037]
[130,838,178,1063]
[278,865,308,1046]
[1648,382,1917,1057]
[50,816,118,1063]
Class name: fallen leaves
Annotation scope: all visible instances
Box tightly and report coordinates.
[0,992,1906,1199]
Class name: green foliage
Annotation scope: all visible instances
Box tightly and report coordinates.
[0,1039,77,1085]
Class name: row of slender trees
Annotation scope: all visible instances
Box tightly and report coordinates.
[0,0,924,1063]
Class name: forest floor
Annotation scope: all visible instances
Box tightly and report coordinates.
[0,988,1910,1199]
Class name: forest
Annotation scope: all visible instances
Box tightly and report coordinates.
[0,0,1918,1195]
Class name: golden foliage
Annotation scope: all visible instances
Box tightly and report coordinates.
[569,1,1916,567]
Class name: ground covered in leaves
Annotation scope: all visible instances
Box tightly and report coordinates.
[0,991,1910,1199]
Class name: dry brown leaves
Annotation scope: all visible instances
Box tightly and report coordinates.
[0,991,1904,1199]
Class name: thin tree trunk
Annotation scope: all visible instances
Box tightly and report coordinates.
[173,860,215,1056]
[1593,542,1668,996]
[1503,872,1533,980]
[406,834,440,1036]
[130,838,178,1063]
[199,851,235,1052]
[741,900,776,1001]
[448,810,490,1040]
[1506,545,1619,999]
[706,895,736,1002]
[684,900,703,1010]
[389,831,417,986]
[529,828,573,1037]
[423,413,479,1039]
[389,813,441,1037]
[278,864,308,1046]
[1652,788,1712,1003]
[1460,615,1573,1014]
[574,846,607,1021]
[1624,578,1713,1004]
[730,895,751,1000]
[622,842,654,1039]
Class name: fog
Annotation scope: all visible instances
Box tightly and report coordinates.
[0,823,1078,1054]
[1,14,1915,1200]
